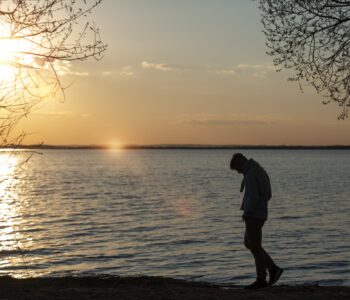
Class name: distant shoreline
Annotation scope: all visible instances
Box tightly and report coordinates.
[2,144,350,150]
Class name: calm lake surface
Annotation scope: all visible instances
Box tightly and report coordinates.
[0,149,349,286]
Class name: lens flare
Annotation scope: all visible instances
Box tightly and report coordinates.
[174,197,199,218]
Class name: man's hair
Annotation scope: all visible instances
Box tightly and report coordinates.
[230,153,246,169]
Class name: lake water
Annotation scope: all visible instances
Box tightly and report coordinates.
[0,149,349,286]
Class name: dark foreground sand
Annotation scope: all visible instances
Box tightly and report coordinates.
[0,276,349,300]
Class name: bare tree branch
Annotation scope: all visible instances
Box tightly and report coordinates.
[0,0,107,148]
[259,0,350,119]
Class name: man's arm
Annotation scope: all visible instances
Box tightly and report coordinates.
[243,173,260,218]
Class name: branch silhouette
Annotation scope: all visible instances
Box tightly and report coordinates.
[259,0,350,119]
[0,0,107,147]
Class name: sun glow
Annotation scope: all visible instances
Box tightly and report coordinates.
[108,140,124,151]
[0,22,37,82]
[0,19,55,111]
[105,141,124,154]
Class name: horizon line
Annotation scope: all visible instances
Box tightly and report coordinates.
[2,144,350,150]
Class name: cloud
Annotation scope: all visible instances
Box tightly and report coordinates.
[141,61,172,71]
[236,64,274,70]
[119,66,135,77]
[214,69,236,75]
[101,66,135,77]
[102,62,274,78]
[177,113,284,126]
[237,64,275,78]
[54,61,89,76]
[213,63,275,78]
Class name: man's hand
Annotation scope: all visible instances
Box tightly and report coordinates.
[240,178,245,193]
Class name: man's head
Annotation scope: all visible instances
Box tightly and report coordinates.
[230,153,248,174]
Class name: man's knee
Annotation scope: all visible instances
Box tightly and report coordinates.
[249,242,262,254]
[244,234,250,249]
[244,236,250,249]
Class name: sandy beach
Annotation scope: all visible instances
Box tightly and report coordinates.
[0,276,348,300]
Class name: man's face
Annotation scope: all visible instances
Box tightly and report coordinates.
[235,163,244,174]
[232,158,245,174]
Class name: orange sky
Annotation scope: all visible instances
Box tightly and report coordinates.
[14,0,350,146]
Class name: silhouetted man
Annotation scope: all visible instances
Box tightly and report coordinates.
[230,153,283,289]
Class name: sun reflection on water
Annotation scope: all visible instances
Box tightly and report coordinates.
[0,152,31,277]
[0,153,18,193]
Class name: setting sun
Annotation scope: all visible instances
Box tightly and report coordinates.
[108,140,124,150]
[0,21,37,81]
[0,1,349,297]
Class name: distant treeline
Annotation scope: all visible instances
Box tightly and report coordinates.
[2,144,350,150]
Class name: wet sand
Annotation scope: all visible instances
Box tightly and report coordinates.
[0,276,349,300]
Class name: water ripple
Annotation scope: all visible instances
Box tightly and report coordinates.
[0,149,348,286]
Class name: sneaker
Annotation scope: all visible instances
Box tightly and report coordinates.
[244,279,268,290]
[269,266,283,286]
